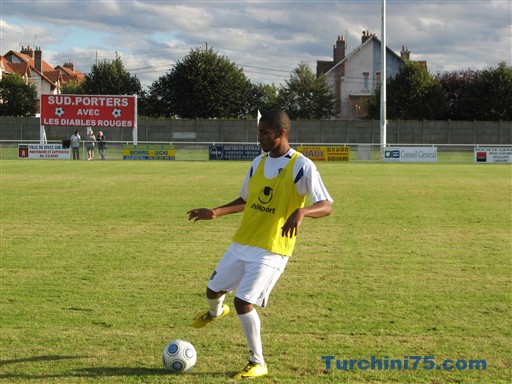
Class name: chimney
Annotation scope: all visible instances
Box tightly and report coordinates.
[64,62,75,71]
[400,45,410,60]
[333,35,346,117]
[34,47,42,72]
[21,45,34,59]
[333,35,345,64]
[361,30,374,44]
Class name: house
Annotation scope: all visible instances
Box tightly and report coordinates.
[55,62,85,84]
[317,31,419,118]
[1,46,85,113]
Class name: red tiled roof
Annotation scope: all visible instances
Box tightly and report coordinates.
[26,53,53,72]
[44,70,62,84]
[2,49,85,85]
[4,50,53,72]
[55,65,74,75]
[55,64,85,82]
[62,73,85,83]
[1,59,30,77]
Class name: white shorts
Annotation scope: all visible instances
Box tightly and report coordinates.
[207,243,288,308]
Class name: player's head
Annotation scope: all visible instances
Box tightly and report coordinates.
[258,110,291,138]
[258,110,291,154]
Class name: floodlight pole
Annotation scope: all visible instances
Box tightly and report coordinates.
[380,0,387,159]
[133,94,138,145]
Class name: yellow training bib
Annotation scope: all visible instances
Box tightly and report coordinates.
[233,152,306,256]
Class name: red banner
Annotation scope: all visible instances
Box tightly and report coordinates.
[40,94,137,128]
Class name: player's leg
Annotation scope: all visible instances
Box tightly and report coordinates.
[192,245,243,328]
[233,258,288,379]
[192,287,230,328]
[206,287,228,316]
[234,297,267,379]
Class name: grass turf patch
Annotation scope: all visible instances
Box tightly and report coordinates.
[1,160,510,383]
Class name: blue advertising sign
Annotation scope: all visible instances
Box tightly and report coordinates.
[209,145,261,160]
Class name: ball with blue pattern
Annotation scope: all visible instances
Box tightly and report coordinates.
[162,339,197,373]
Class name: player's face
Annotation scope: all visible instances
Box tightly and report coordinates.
[258,124,281,152]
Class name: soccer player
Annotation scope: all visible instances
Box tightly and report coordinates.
[187,110,333,379]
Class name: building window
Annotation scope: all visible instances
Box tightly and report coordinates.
[375,72,382,89]
[363,72,369,91]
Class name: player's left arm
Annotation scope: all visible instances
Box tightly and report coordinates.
[281,200,332,238]
[281,159,333,238]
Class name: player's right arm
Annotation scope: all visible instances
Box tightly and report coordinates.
[187,197,246,222]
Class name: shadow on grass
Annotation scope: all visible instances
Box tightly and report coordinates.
[0,355,230,379]
[0,355,86,366]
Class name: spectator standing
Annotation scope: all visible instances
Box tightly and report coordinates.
[86,129,96,160]
[70,131,81,160]
[97,131,106,160]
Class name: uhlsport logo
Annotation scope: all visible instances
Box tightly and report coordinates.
[250,186,276,214]
[258,186,274,204]
[385,149,400,159]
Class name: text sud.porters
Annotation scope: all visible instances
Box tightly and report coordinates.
[40,94,136,128]
[46,95,129,107]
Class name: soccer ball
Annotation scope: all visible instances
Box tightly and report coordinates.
[162,339,197,373]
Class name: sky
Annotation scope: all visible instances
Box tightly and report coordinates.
[1,0,511,89]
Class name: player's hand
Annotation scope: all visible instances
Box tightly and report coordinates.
[281,208,305,238]
[187,208,216,222]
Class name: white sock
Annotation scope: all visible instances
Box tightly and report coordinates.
[207,295,225,318]
[239,309,264,366]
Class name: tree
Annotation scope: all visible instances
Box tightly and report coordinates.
[435,69,478,120]
[61,80,84,95]
[145,73,174,118]
[388,62,446,120]
[444,62,512,121]
[0,74,38,117]
[366,89,380,119]
[473,62,512,120]
[247,83,279,118]
[148,47,252,118]
[367,62,446,120]
[277,63,335,119]
[81,54,142,97]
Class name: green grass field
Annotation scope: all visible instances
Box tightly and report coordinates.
[1,158,510,383]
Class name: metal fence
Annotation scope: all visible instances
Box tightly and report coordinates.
[2,116,510,163]
[1,117,511,145]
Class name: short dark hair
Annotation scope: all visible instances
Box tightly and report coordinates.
[259,110,291,134]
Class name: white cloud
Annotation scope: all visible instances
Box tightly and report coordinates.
[2,0,510,87]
